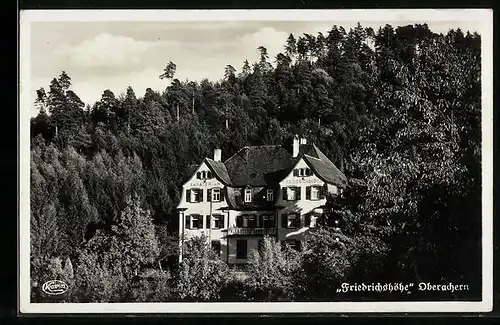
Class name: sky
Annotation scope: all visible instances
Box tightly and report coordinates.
[28,19,481,117]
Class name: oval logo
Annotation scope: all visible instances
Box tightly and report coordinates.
[41,280,68,296]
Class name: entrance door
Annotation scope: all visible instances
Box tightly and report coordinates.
[236,239,247,259]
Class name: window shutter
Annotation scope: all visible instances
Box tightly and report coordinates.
[221,215,225,228]
[207,189,212,202]
[296,187,301,200]
[186,189,191,203]
[185,215,191,229]
[306,186,311,200]
[220,188,225,201]
[199,189,204,202]
[293,169,299,177]
[236,215,243,227]
[282,187,288,201]
[320,185,326,199]
[281,214,288,228]
[305,214,311,227]
[206,215,210,229]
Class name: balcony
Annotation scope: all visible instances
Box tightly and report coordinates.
[226,226,277,236]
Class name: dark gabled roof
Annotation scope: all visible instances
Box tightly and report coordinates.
[224,186,283,211]
[297,143,321,159]
[303,154,347,188]
[224,145,296,187]
[179,142,348,211]
[205,158,233,185]
[185,142,346,191]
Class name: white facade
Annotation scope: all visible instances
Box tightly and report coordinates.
[178,161,229,262]
[177,141,344,265]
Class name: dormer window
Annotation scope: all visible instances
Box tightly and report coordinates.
[196,170,212,180]
[294,168,312,177]
[244,188,252,203]
[266,189,274,202]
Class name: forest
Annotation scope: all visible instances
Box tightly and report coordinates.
[29,23,482,302]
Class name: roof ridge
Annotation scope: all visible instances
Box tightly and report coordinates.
[223,147,246,164]
[223,145,285,164]
[304,154,321,161]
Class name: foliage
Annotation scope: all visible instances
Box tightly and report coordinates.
[73,194,161,302]
[173,235,230,301]
[29,23,481,302]
[245,236,302,301]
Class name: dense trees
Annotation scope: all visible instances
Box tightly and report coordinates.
[30,23,481,302]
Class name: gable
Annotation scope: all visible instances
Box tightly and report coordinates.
[280,158,324,187]
[184,161,224,189]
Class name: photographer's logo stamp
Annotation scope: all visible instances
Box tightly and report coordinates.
[41,280,68,296]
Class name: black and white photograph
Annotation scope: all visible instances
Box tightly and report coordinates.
[19,9,493,313]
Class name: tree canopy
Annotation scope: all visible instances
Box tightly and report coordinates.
[30,23,482,303]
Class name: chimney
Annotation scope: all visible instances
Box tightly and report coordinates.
[292,134,300,157]
[214,148,222,162]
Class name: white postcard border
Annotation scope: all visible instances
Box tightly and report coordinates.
[18,8,494,314]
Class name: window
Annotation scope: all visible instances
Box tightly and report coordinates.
[311,186,319,200]
[282,214,299,229]
[213,215,224,229]
[201,171,206,179]
[205,215,210,229]
[196,172,201,179]
[287,214,298,228]
[294,168,311,177]
[191,189,202,202]
[236,240,247,259]
[212,188,221,202]
[282,187,301,201]
[244,188,252,203]
[266,189,274,202]
[207,171,212,179]
[211,240,221,256]
[306,186,323,201]
[191,215,202,229]
[260,214,275,228]
[248,215,257,228]
[237,215,257,228]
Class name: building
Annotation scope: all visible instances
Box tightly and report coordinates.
[176,135,347,264]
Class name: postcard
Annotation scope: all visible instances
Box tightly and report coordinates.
[19,8,493,314]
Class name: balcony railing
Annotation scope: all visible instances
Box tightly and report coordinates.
[226,227,277,236]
